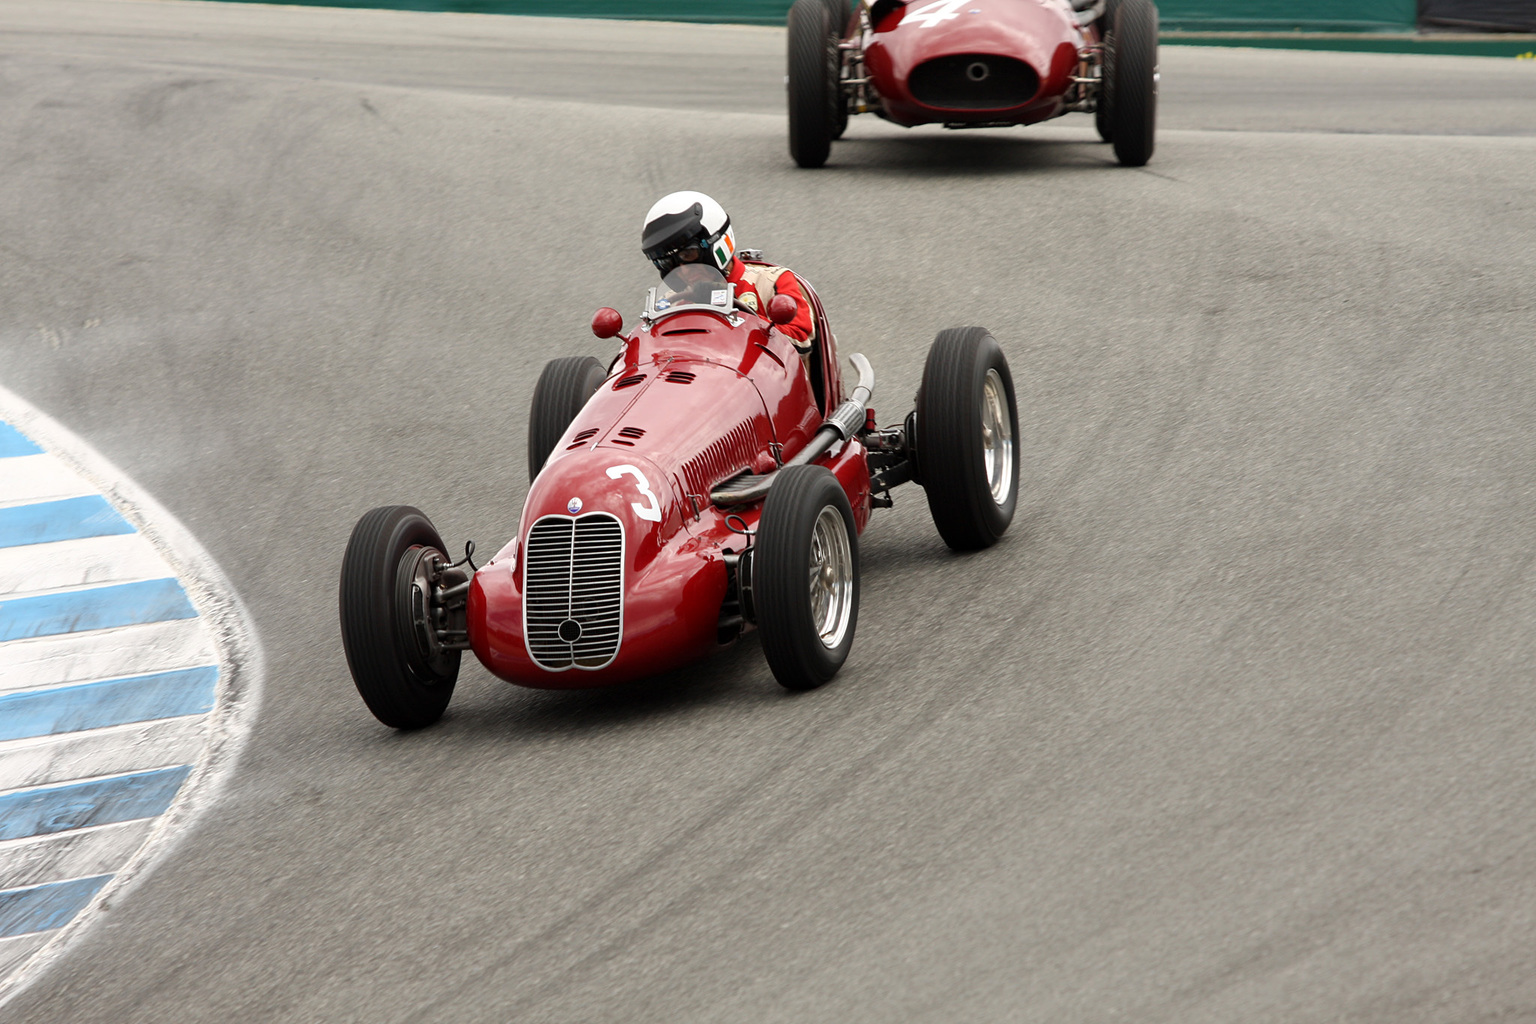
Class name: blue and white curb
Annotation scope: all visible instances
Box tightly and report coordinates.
[0,385,260,1001]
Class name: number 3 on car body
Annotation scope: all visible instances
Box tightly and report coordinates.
[607,464,663,522]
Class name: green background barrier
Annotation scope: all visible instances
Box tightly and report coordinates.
[206,2,1536,53]
[211,0,794,22]
[208,1,1417,29]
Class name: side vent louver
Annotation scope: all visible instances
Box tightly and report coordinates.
[613,374,646,390]
[680,420,761,498]
[663,370,697,384]
[611,426,646,447]
[566,428,599,450]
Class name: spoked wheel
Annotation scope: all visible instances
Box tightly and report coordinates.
[915,327,1019,551]
[754,464,859,690]
[527,355,605,482]
[339,505,461,729]
[1108,0,1157,166]
[787,0,843,168]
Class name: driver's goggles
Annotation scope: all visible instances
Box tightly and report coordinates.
[649,245,708,274]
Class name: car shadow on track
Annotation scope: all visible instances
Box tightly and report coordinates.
[431,634,793,742]
[823,130,1115,176]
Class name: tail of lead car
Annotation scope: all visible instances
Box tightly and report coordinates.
[338,320,1019,729]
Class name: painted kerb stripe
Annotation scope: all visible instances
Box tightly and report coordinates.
[0,667,218,742]
[0,877,112,938]
[0,577,197,642]
[0,393,258,997]
[0,496,134,550]
[0,766,193,843]
[0,424,41,459]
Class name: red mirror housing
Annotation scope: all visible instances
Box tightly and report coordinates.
[591,307,623,339]
[767,293,799,326]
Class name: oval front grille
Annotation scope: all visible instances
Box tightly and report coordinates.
[523,513,625,670]
[908,53,1040,110]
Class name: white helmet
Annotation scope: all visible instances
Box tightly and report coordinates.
[641,191,736,276]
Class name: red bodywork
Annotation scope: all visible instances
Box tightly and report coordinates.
[863,0,1095,127]
[466,273,871,689]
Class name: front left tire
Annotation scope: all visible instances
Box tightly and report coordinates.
[1108,0,1157,166]
[754,464,860,690]
[339,505,460,729]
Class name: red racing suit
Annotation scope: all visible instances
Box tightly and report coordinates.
[726,257,815,351]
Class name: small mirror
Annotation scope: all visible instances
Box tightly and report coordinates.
[767,293,799,326]
[591,307,623,339]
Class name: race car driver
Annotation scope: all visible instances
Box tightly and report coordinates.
[640,190,816,351]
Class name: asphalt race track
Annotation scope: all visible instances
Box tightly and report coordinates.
[3,1,1535,1020]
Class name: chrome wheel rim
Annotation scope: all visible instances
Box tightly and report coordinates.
[808,505,854,650]
[981,368,1014,506]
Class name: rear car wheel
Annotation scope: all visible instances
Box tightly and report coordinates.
[527,355,605,482]
[788,0,841,168]
[339,505,459,729]
[915,327,1019,551]
[754,465,859,690]
[1108,0,1157,166]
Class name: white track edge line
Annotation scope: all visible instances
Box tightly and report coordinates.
[0,383,264,1006]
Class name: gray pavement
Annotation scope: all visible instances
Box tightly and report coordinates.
[2,1,1535,1021]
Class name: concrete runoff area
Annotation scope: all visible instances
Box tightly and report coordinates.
[1,0,1534,1020]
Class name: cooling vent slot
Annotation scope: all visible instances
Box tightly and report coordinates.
[523,513,624,671]
[680,420,761,497]
[610,425,646,447]
[663,370,697,384]
[661,328,709,336]
[565,428,599,450]
[613,374,646,390]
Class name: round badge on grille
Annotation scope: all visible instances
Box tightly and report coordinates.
[557,618,583,643]
[567,497,583,514]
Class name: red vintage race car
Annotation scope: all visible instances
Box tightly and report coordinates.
[338,258,1019,728]
[788,0,1158,168]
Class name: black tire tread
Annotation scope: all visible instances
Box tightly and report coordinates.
[788,0,837,168]
[1094,0,1120,143]
[339,505,457,729]
[1110,0,1157,167]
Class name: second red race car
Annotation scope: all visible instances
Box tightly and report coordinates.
[788,0,1158,168]
[339,257,1019,728]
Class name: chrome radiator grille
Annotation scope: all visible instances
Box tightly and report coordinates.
[523,513,625,670]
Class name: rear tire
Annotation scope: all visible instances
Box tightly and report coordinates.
[788,0,840,168]
[1108,0,1157,166]
[754,465,859,690]
[339,505,459,729]
[915,328,1019,551]
[527,355,605,482]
